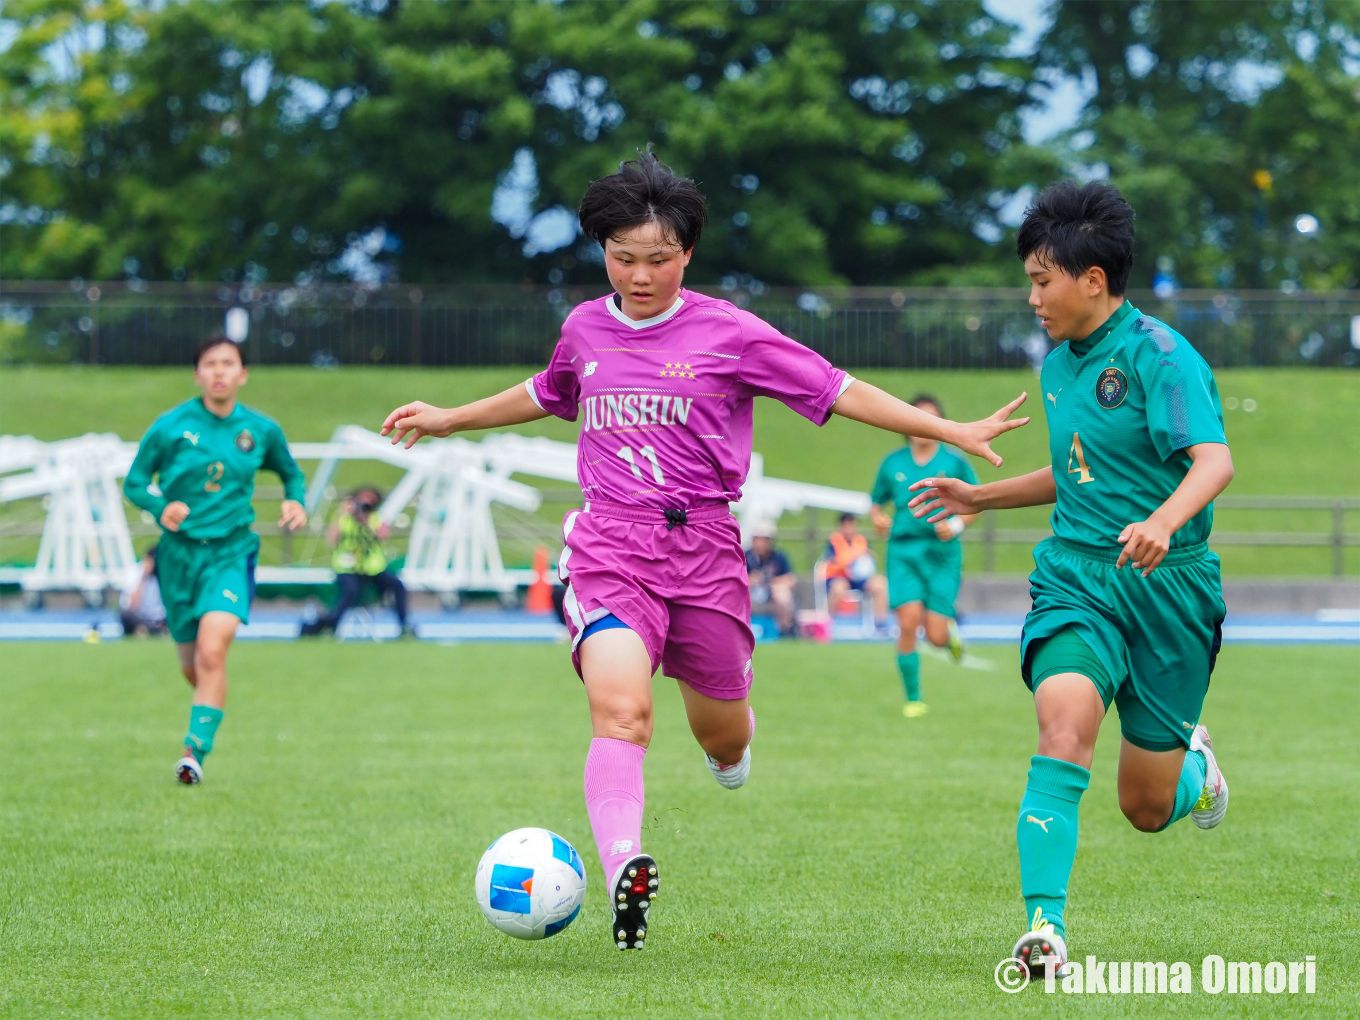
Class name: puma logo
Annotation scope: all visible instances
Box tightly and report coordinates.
[222,588,238,603]
[183,431,200,445]
[1045,393,1058,407]
[1026,815,1054,833]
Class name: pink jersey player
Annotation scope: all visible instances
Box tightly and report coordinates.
[384,149,1029,952]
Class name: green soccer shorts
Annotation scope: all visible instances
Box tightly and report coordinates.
[156,527,259,644]
[1020,536,1226,752]
[886,537,963,617]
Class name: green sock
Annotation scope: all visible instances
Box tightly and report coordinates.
[1158,749,1207,831]
[185,705,224,760]
[1016,755,1090,939]
[897,652,921,702]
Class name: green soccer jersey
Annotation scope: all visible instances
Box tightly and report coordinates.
[871,443,978,541]
[1040,301,1226,552]
[124,398,305,540]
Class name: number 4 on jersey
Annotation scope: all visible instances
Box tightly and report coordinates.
[617,445,665,485]
[1067,432,1094,484]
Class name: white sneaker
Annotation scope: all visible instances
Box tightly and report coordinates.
[608,854,658,950]
[1189,724,1228,829]
[1012,918,1070,979]
[175,754,203,785]
[705,746,751,789]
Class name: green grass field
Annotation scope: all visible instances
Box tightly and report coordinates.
[1,639,1355,1018]
[2,366,1358,576]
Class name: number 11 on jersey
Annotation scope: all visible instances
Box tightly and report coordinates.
[617,445,665,485]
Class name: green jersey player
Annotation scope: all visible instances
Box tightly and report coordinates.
[869,395,978,716]
[908,181,1234,977]
[123,335,307,784]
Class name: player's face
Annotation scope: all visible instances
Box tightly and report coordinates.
[604,221,692,320]
[194,344,247,403]
[1024,252,1107,341]
[753,535,772,556]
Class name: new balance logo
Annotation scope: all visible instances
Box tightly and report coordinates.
[1026,815,1054,833]
[609,839,634,856]
[583,361,598,376]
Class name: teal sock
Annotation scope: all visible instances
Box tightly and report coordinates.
[1159,749,1207,830]
[1016,755,1090,939]
[897,652,920,702]
[185,705,224,760]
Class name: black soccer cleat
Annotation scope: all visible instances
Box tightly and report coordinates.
[609,854,659,950]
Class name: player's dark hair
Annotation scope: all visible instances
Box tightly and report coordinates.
[910,393,944,416]
[840,512,857,524]
[1016,180,1135,296]
[577,145,707,251]
[194,333,245,367]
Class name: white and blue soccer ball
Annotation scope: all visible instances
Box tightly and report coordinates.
[475,827,588,940]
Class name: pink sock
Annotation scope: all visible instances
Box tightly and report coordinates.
[584,737,647,883]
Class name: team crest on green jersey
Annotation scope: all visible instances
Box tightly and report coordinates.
[235,429,256,453]
[1095,367,1127,409]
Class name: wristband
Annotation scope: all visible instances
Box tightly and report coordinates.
[946,516,966,538]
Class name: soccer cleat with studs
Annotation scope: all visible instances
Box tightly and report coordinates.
[609,854,658,950]
[175,751,203,785]
[1189,724,1228,829]
[1012,913,1070,980]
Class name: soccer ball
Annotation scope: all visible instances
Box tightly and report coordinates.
[475,828,588,940]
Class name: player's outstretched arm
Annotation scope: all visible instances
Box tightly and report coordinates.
[1117,442,1233,576]
[382,383,550,448]
[831,380,1029,467]
[907,467,1056,522]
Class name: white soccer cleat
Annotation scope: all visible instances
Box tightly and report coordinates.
[609,854,659,950]
[175,754,203,785]
[705,746,751,789]
[1012,918,1070,979]
[1189,724,1228,829]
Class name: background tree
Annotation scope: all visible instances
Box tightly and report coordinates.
[1039,0,1360,290]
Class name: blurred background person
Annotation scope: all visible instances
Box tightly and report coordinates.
[824,513,888,629]
[870,394,979,718]
[746,520,796,637]
[303,486,410,636]
[119,545,168,638]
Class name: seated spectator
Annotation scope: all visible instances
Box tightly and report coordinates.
[120,545,168,637]
[302,487,410,636]
[746,520,796,637]
[825,513,888,626]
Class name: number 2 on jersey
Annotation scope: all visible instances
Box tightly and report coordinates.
[204,461,225,492]
[617,445,665,485]
[1067,432,1094,484]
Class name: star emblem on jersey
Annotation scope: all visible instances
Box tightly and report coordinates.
[1095,366,1127,409]
[660,361,696,379]
[235,429,256,453]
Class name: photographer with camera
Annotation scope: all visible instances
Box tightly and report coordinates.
[302,486,410,637]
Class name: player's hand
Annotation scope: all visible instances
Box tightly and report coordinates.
[907,477,983,523]
[279,499,308,531]
[869,506,892,538]
[382,401,456,448]
[946,393,1029,467]
[933,521,956,541]
[1116,518,1172,576]
[160,501,190,532]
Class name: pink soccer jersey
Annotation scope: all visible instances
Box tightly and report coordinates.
[527,289,850,509]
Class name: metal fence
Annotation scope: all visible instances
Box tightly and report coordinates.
[3,281,1359,369]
